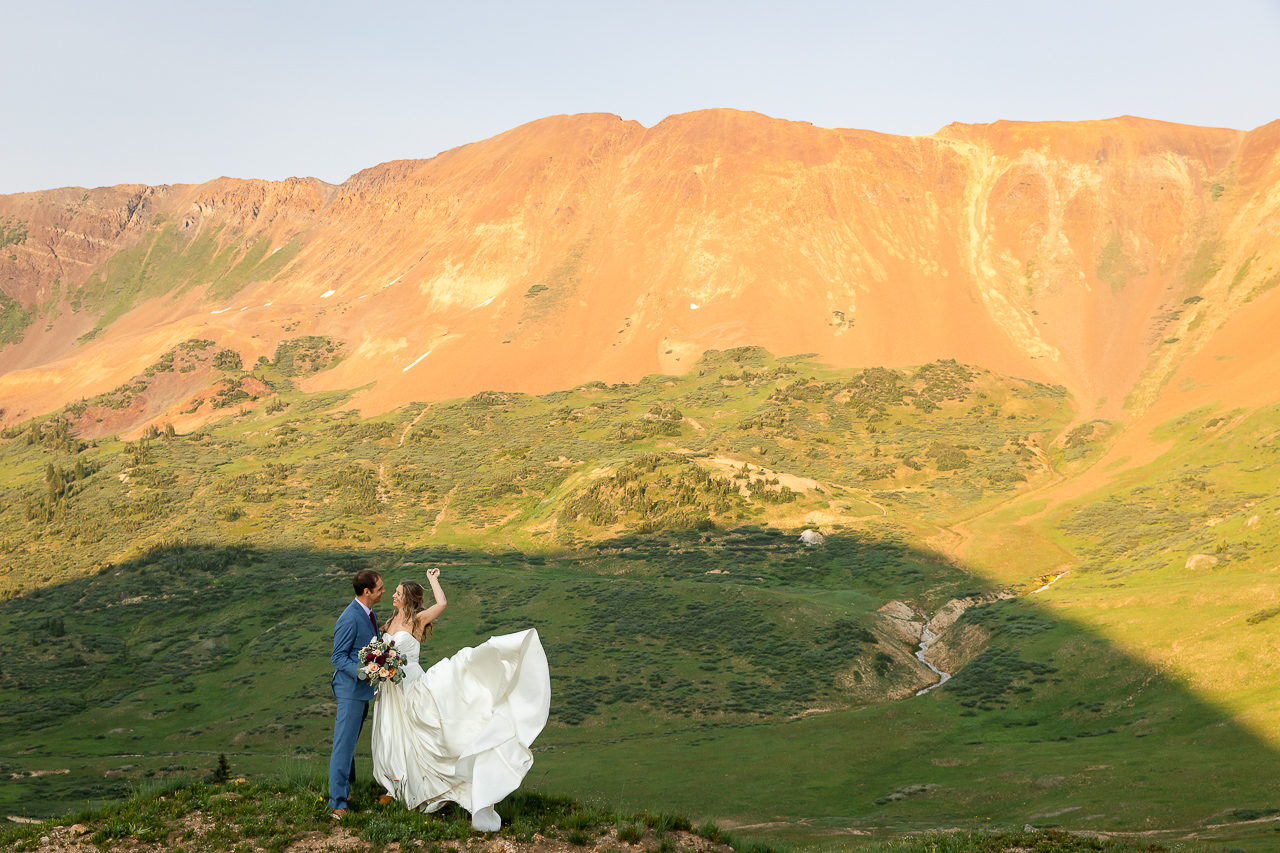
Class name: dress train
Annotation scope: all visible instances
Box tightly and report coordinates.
[371,628,550,831]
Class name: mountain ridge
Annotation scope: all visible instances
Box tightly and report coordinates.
[2,109,1278,438]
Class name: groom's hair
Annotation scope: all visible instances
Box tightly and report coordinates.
[353,569,382,596]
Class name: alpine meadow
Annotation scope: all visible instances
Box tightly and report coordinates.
[2,110,1280,851]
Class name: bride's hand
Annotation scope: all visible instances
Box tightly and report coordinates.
[426,567,440,580]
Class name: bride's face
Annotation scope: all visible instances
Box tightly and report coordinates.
[392,585,404,608]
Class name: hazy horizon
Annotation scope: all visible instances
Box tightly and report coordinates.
[3,0,1279,194]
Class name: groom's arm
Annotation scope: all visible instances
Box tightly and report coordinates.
[331,612,363,681]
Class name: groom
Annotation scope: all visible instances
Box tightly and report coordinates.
[328,569,384,818]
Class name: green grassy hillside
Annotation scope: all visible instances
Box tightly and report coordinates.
[4,538,1278,849]
[0,346,1071,588]
[75,220,303,342]
[2,347,1280,850]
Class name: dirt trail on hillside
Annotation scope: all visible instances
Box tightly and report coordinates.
[830,486,889,517]
[377,462,390,504]
[399,405,432,447]
[430,486,458,537]
[721,810,1280,842]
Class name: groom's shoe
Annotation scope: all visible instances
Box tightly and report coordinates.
[330,808,348,820]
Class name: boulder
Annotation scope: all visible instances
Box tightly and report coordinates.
[799,529,825,546]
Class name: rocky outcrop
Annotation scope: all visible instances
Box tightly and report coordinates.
[923,593,1017,675]
[0,184,175,306]
[877,600,925,644]
[1185,553,1220,571]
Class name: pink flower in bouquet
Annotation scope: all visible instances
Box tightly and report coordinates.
[355,638,408,689]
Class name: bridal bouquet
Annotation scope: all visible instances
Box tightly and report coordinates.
[356,637,408,688]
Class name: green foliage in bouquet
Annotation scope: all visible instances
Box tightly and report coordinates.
[357,637,408,687]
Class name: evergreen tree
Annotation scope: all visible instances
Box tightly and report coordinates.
[207,753,231,784]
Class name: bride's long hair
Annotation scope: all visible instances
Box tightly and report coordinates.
[382,580,432,637]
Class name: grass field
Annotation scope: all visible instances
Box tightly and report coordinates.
[2,348,1279,850]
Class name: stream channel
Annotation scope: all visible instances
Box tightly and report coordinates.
[885,595,1008,697]
[913,624,950,696]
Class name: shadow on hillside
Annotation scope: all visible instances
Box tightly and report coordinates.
[0,536,1275,836]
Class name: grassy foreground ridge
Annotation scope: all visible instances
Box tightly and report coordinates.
[1,773,1237,853]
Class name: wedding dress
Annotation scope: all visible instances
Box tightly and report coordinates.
[370,628,550,831]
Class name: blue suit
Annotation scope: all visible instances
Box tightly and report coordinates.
[329,599,378,809]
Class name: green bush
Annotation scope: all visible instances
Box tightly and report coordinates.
[695,820,722,843]
[617,820,643,843]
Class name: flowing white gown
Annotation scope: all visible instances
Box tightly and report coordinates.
[370,628,550,831]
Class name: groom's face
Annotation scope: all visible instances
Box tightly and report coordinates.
[364,577,385,605]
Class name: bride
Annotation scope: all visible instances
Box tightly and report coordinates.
[371,568,550,831]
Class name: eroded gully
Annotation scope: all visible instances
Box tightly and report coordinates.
[914,623,950,695]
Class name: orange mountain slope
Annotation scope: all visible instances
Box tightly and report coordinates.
[1,110,1277,430]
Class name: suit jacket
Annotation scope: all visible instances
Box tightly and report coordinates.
[331,599,378,701]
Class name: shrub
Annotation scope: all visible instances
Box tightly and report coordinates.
[213,349,242,371]
[563,812,602,831]
[361,818,402,846]
[935,448,969,471]
[617,821,643,844]
[695,820,722,843]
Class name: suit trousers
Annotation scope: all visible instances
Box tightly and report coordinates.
[328,696,369,809]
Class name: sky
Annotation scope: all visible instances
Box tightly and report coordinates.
[2,0,1279,195]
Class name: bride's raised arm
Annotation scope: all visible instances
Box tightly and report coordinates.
[416,567,447,630]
